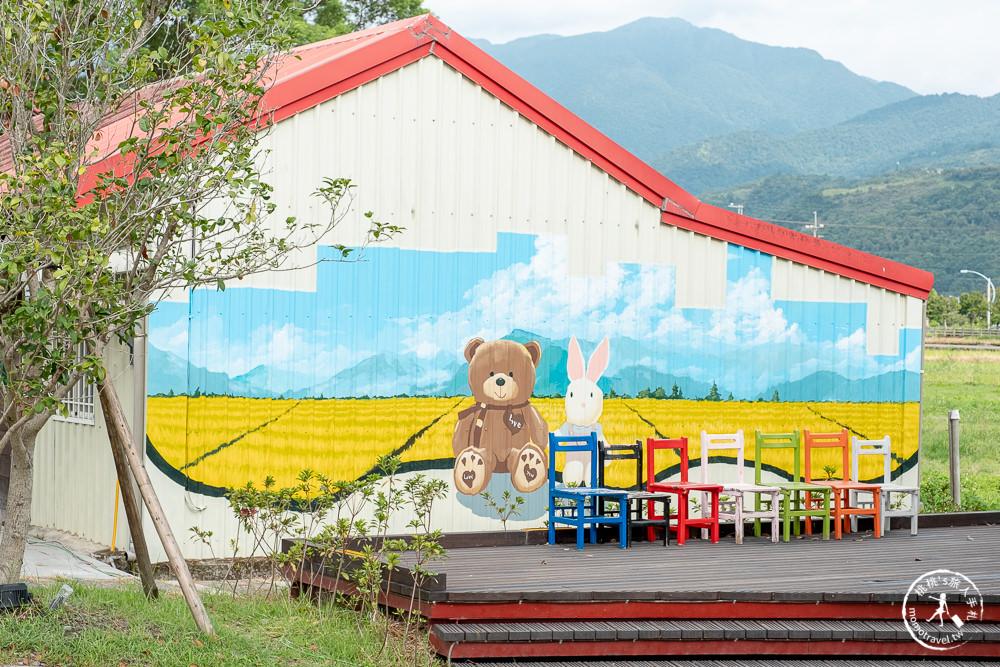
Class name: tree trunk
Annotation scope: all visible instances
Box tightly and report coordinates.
[98,385,159,599]
[97,375,214,635]
[0,428,34,584]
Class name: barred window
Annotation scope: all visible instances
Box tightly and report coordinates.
[52,344,97,425]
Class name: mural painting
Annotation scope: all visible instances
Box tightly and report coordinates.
[146,231,922,529]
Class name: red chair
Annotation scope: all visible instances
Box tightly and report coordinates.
[803,429,882,539]
[645,437,723,545]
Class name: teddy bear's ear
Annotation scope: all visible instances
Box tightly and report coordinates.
[524,341,542,367]
[464,337,485,362]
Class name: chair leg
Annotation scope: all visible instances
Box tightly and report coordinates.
[769,492,780,544]
[676,491,688,546]
[849,488,858,533]
[710,491,720,543]
[700,490,710,541]
[782,492,792,542]
[832,490,843,540]
[734,494,744,545]
[791,492,802,536]
[872,488,881,539]
[821,492,830,540]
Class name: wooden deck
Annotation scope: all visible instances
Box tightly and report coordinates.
[412,523,1000,603]
[289,521,1000,660]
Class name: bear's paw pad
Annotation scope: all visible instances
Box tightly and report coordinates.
[454,447,489,495]
[512,444,547,493]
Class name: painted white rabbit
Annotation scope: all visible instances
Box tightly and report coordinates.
[555,335,609,487]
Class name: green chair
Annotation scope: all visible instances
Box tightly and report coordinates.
[753,430,831,541]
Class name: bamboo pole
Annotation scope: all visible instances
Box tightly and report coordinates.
[97,375,214,634]
[97,383,160,600]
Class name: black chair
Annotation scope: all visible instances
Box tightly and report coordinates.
[598,440,670,546]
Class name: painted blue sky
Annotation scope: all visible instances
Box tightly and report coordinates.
[149,232,922,399]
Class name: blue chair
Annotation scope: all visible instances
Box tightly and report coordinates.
[548,432,629,549]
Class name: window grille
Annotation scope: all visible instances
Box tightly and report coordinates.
[52,344,97,425]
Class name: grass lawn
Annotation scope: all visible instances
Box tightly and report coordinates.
[0,582,438,667]
[920,346,1000,511]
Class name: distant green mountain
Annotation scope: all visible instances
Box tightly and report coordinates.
[654,93,1000,192]
[700,166,1000,296]
[476,17,915,161]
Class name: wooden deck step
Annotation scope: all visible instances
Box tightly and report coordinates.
[433,618,1000,644]
[452,661,1000,667]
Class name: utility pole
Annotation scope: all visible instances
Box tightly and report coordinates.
[804,211,824,237]
[728,202,744,215]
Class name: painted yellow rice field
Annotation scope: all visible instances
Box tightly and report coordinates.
[148,396,463,489]
[148,396,920,491]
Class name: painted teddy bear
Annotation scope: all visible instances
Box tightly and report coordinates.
[452,337,549,495]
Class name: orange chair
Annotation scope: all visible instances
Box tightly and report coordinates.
[803,429,882,539]
[645,437,723,545]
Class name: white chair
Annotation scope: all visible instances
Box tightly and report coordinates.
[700,430,781,544]
[850,435,919,535]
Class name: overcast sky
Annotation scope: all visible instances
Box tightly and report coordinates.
[427,0,1000,98]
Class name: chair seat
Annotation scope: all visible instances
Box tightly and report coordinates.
[778,481,832,493]
[880,482,919,493]
[721,481,781,494]
[814,479,881,492]
[652,481,724,492]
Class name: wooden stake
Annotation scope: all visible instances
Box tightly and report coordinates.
[948,409,961,507]
[97,375,214,635]
[97,384,160,600]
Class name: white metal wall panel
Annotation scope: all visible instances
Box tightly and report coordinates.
[771,257,923,357]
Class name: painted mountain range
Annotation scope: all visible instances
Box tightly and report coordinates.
[148,329,918,403]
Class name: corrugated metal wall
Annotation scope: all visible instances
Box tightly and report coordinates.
[31,338,135,550]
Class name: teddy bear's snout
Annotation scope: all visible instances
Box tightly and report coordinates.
[484,374,517,400]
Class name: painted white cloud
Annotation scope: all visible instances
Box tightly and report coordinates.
[402,235,677,349]
[149,317,189,359]
[188,320,369,381]
[706,267,803,347]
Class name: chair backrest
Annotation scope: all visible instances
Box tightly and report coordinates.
[646,436,690,486]
[802,429,850,484]
[598,441,643,491]
[851,435,892,484]
[548,431,599,488]
[754,430,802,484]
[700,430,746,484]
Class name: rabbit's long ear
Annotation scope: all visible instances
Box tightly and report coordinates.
[586,336,610,383]
[567,335,585,381]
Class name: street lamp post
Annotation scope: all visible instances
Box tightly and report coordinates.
[960,269,995,329]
